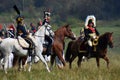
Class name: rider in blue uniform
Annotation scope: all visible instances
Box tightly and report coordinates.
[16,16,27,38]
[16,15,35,56]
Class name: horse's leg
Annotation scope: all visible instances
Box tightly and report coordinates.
[102,56,109,69]
[37,51,50,72]
[22,56,27,71]
[13,55,18,67]
[39,55,50,72]
[3,55,8,74]
[18,57,23,71]
[55,56,64,69]
[28,59,32,72]
[50,54,56,70]
[96,57,100,68]
[69,54,77,69]
[57,51,66,66]
[77,55,83,68]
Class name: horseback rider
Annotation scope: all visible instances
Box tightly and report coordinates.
[30,23,36,35]
[42,10,54,56]
[84,15,99,58]
[16,15,35,56]
[8,24,15,38]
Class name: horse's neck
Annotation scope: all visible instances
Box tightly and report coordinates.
[35,26,45,36]
[34,26,45,44]
[55,29,65,42]
[98,35,108,49]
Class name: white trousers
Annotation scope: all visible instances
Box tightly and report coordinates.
[88,39,92,47]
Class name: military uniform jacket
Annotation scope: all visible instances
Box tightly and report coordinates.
[16,24,27,38]
[84,27,99,39]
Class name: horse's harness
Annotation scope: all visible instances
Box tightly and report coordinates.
[91,36,99,51]
[78,35,99,53]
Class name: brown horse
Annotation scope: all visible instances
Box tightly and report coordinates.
[50,24,76,69]
[65,32,113,69]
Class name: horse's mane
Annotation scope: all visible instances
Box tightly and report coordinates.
[54,24,69,33]
[98,32,112,48]
[99,32,111,39]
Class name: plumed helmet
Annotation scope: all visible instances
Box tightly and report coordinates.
[85,15,96,28]
[16,15,24,24]
[44,10,51,18]
[8,24,15,31]
[88,19,93,25]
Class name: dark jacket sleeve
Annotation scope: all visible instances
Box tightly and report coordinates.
[17,25,28,38]
[84,28,90,38]
[95,28,99,36]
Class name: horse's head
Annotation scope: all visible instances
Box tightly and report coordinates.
[107,32,114,48]
[64,24,76,40]
[99,32,114,49]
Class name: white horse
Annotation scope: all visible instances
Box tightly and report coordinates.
[0,25,51,74]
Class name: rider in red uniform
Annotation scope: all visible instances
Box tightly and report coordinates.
[84,15,99,58]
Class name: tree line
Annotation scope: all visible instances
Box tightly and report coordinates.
[0,0,120,21]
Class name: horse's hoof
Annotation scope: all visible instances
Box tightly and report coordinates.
[50,67,52,71]
[48,69,51,72]
[28,69,31,72]
[5,71,7,74]
[57,65,63,69]
[18,68,22,71]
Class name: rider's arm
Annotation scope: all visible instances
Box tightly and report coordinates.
[20,26,28,35]
[95,28,99,36]
[47,25,54,37]
[84,28,90,38]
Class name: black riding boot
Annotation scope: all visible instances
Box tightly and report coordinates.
[88,46,92,58]
[24,37,35,56]
[46,44,52,56]
[45,35,53,56]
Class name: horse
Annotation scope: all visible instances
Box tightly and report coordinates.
[65,32,113,69]
[50,24,76,69]
[0,25,50,74]
[12,24,76,70]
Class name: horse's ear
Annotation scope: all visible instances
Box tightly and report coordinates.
[111,32,113,35]
[65,24,69,27]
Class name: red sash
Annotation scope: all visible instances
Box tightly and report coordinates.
[88,27,95,33]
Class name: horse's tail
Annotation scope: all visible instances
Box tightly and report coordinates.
[65,41,73,62]
[0,37,3,44]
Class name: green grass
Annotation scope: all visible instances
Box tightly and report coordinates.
[0,53,120,80]
[0,20,120,80]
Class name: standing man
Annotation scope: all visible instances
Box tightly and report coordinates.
[30,23,36,35]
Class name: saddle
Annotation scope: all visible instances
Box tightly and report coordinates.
[79,36,99,53]
[17,36,36,56]
[17,36,29,48]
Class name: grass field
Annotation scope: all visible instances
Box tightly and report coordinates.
[0,20,120,80]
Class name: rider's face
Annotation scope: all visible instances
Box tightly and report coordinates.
[47,16,50,20]
[88,23,93,27]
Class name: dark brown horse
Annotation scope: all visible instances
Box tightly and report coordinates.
[50,24,76,69]
[65,32,113,69]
